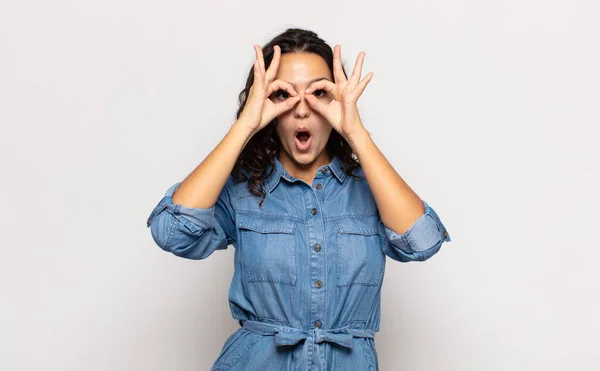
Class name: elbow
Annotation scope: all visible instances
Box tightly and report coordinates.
[381,201,451,263]
[150,213,177,253]
[385,236,445,262]
[149,212,223,260]
[168,233,224,260]
[410,239,444,262]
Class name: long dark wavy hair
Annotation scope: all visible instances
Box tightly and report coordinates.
[231,28,364,206]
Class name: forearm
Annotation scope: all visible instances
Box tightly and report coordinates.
[171,119,255,209]
[347,126,425,234]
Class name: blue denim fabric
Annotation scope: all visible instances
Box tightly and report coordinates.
[147,154,451,371]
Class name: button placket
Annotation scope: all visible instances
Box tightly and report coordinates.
[304,177,326,341]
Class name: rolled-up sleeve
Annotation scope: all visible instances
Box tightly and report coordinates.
[379,200,451,262]
[146,177,237,260]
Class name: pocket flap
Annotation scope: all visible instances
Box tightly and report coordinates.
[334,215,380,235]
[237,211,296,234]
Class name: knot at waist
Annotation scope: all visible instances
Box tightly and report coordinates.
[240,320,375,350]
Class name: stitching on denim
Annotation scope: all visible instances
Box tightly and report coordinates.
[239,214,298,285]
[246,276,297,286]
[171,213,198,233]
[335,281,380,287]
[147,198,170,226]
[335,224,384,287]
[236,209,300,222]
[237,212,297,234]
[212,331,260,369]
[324,211,378,220]
[164,216,177,251]
[339,319,367,329]
[257,317,293,327]
[332,215,380,235]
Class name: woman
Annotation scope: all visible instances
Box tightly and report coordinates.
[147,28,451,371]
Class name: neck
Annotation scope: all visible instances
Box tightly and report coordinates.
[278,150,332,183]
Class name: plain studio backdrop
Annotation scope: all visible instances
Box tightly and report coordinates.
[1,0,598,370]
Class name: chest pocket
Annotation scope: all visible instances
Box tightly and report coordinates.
[237,211,298,286]
[333,215,385,287]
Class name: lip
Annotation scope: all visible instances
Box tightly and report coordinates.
[295,127,312,136]
[294,134,312,151]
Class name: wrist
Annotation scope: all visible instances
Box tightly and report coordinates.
[232,118,259,145]
[345,126,370,149]
[233,116,259,135]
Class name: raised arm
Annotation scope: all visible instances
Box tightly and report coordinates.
[147,44,301,259]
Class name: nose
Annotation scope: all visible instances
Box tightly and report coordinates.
[293,93,310,119]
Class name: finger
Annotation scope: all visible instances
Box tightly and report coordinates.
[349,52,365,87]
[304,79,336,95]
[333,45,346,83]
[253,59,263,86]
[354,72,374,98]
[267,79,298,97]
[272,95,301,116]
[265,45,280,82]
[254,45,265,74]
[253,48,264,82]
[304,94,328,117]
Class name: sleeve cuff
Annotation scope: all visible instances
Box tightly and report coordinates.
[383,200,451,253]
[146,182,215,233]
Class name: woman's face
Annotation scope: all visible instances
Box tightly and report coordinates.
[271,52,334,173]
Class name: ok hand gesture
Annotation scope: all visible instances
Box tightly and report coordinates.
[304,45,374,140]
[239,45,301,135]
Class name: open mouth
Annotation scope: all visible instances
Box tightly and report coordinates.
[296,129,311,142]
[295,128,312,151]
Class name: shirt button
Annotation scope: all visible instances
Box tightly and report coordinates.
[311,208,317,215]
[315,320,322,328]
[315,280,323,288]
[314,244,321,252]
[443,230,448,239]
[320,168,327,174]
[315,183,322,190]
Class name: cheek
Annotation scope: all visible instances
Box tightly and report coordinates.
[277,112,293,123]
[274,125,284,142]
[274,119,291,140]
[313,126,333,144]
[317,117,333,131]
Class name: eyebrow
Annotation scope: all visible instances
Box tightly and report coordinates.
[285,77,331,89]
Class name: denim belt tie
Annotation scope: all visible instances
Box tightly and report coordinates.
[241,320,375,370]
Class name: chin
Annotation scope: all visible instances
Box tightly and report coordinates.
[291,147,324,165]
[293,154,317,165]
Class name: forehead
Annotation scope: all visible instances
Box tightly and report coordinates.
[275,52,332,83]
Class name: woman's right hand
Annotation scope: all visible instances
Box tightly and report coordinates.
[239,45,301,135]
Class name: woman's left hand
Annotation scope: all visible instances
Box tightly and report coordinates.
[304,45,373,141]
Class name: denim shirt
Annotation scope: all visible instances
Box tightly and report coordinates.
[146,154,451,371]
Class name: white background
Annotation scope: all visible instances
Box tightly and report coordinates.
[1,0,599,370]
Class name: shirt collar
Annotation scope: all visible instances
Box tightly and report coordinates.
[265,154,347,193]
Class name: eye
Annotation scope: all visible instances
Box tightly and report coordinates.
[313,89,326,98]
[271,89,290,101]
